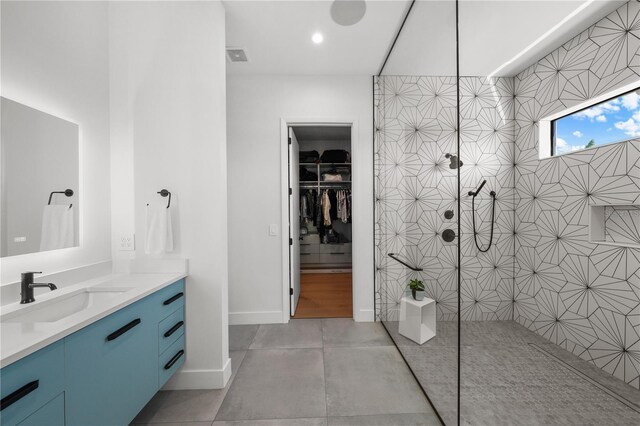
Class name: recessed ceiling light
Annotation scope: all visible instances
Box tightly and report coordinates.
[312,32,324,44]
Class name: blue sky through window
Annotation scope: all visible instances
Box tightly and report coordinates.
[553,89,640,155]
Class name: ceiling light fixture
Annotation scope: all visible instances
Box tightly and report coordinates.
[312,32,324,44]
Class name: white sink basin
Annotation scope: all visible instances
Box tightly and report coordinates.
[2,287,133,324]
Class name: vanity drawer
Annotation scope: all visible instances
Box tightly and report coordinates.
[159,307,185,355]
[0,341,64,426]
[159,335,185,388]
[65,298,157,425]
[16,393,64,426]
[151,280,185,319]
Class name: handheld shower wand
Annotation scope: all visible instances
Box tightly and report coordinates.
[468,180,486,197]
[469,180,496,253]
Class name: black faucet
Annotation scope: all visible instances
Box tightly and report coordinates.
[20,272,57,304]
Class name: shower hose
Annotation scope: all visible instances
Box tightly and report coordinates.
[471,189,496,253]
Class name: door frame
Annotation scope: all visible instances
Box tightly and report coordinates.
[280,117,360,323]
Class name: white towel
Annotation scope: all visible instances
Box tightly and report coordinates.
[145,204,174,254]
[40,205,74,251]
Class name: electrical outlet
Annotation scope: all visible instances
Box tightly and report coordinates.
[119,234,135,251]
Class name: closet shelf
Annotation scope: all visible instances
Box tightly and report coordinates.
[300,162,351,166]
[301,180,352,183]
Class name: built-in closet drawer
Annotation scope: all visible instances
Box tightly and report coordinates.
[319,243,352,254]
[319,253,351,264]
[300,234,320,245]
[300,244,319,254]
[300,253,320,264]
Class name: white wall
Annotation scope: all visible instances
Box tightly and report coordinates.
[227,75,374,323]
[109,1,229,389]
[0,1,111,285]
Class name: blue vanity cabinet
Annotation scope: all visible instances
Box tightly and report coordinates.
[16,393,64,426]
[0,341,64,426]
[64,296,158,426]
[1,279,186,426]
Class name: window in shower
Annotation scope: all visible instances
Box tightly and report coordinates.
[551,87,640,156]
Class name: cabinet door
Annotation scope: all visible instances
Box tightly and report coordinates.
[16,393,64,426]
[65,298,158,425]
[0,341,64,426]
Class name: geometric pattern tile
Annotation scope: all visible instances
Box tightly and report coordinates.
[513,0,640,389]
[375,75,516,324]
[376,0,640,390]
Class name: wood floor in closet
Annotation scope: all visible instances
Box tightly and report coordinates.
[292,273,352,319]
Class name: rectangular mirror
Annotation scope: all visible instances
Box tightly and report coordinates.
[1,97,79,257]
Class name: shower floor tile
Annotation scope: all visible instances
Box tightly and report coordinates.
[383,320,640,426]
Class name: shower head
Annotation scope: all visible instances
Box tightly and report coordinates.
[445,153,463,169]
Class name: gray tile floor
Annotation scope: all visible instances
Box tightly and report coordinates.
[133,319,441,426]
[384,320,640,426]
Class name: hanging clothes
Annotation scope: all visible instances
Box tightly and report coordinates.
[328,190,338,221]
[337,190,349,223]
[314,191,322,228]
[300,193,310,220]
[322,190,332,226]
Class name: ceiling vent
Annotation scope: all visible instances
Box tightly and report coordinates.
[226,48,248,63]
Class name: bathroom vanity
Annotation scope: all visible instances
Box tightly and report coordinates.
[0,274,186,426]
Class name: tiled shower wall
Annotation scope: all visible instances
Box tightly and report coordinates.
[374,0,640,391]
[513,0,640,389]
[374,75,516,322]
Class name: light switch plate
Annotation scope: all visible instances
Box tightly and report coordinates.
[269,224,278,236]
[119,234,135,251]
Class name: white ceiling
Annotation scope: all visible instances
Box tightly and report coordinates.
[224,0,627,77]
[224,0,409,75]
[384,0,627,76]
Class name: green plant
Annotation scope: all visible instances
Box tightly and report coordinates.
[408,279,425,300]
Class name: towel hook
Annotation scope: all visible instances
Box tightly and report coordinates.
[48,189,73,208]
[158,189,171,208]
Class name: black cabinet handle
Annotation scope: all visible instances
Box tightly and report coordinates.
[164,321,184,338]
[164,350,184,370]
[106,318,141,341]
[163,292,184,306]
[1,380,39,411]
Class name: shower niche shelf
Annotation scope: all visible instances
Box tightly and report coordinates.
[589,203,640,248]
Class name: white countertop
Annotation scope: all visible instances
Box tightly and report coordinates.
[0,272,187,368]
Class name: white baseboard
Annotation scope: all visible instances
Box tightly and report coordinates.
[229,310,284,325]
[162,357,232,390]
[354,308,374,322]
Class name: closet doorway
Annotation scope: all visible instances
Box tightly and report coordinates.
[288,125,353,319]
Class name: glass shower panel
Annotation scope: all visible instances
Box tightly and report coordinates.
[459,1,640,425]
[374,2,459,424]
